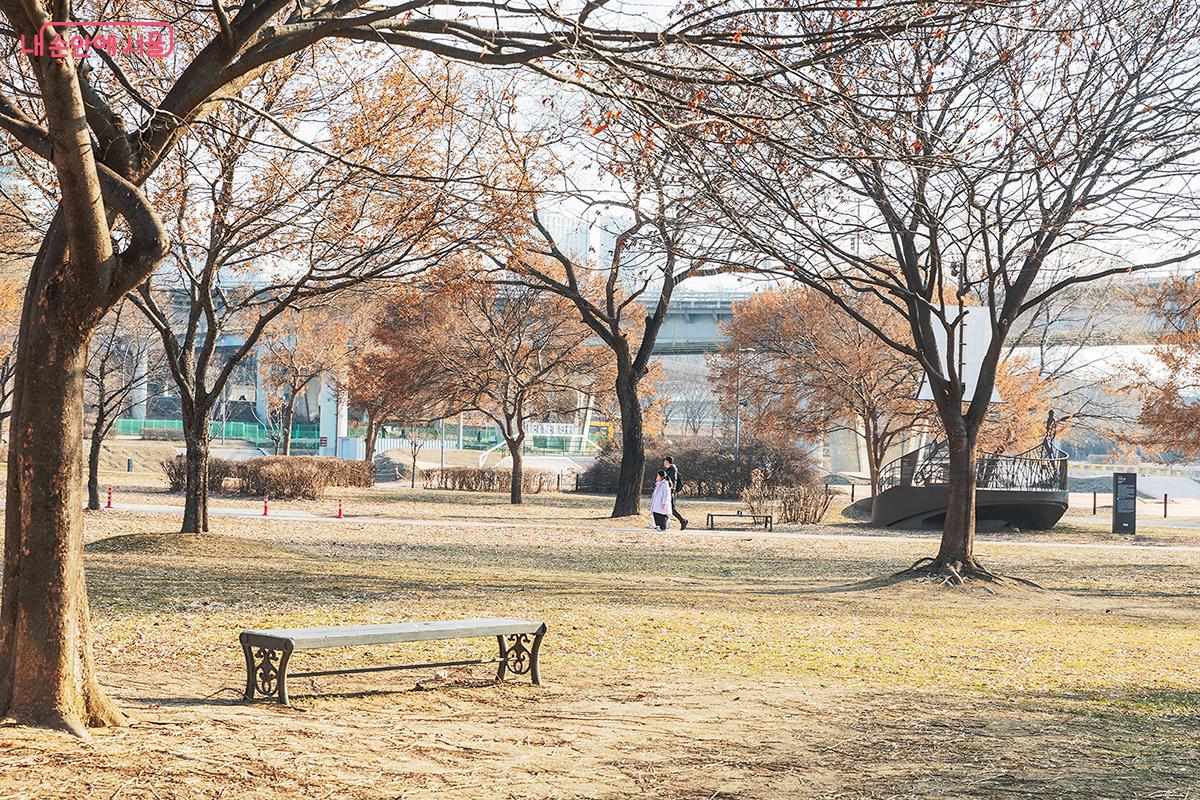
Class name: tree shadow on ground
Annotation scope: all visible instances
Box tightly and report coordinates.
[1029,686,1200,714]
[755,572,919,595]
[791,686,1200,799]
[128,677,510,710]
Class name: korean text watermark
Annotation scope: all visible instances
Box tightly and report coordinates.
[19,21,175,60]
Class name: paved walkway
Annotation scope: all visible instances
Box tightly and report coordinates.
[89,501,1200,555]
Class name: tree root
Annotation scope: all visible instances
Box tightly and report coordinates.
[892,556,1043,590]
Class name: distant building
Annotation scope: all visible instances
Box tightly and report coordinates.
[537,207,623,266]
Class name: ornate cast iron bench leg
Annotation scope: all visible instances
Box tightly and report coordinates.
[496,628,546,685]
[241,634,293,705]
[529,629,544,686]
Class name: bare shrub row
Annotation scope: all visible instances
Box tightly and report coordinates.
[161,455,374,500]
[422,466,556,495]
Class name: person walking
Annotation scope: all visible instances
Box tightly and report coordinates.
[662,456,689,529]
[650,470,672,531]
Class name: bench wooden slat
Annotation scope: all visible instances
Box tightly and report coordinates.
[241,618,544,651]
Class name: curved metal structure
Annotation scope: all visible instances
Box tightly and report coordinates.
[872,438,1069,529]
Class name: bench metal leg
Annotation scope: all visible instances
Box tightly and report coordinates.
[529,630,544,686]
[242,640,256,700]
[243,642,293,705]
[498,630,545,685]
[495,635,508,683]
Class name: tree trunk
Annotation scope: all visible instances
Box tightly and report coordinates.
[612,370,645,517]
[864,417,882,499]
[363,411,378,464]
[866,453,880,500]
[281,391,296,456]
[87,420,104,511]
[935,425,979,571]
[507,437,524,504]
[181,411,211,533]
[0,251,126,735]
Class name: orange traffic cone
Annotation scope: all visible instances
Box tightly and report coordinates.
[105,486,113,509]
[262,496,269,517]
[337,499,343,519]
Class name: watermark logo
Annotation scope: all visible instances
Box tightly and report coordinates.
[19,21,175,60]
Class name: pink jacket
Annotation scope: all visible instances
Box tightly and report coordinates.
[650,480,672,515]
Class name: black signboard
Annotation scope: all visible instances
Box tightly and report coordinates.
[1113,472,1137,534]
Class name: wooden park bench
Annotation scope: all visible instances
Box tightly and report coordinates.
[240,618,546,705]
[706,511,774,532]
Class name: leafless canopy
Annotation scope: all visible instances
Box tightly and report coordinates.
[687,0,1200,427]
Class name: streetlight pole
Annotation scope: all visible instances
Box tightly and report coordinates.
[733,347,755,494]
[734,368,741,467]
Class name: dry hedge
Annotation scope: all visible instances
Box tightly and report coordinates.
[161,454,374,499]
[307,456,375,488]
[422,466,556,494]
[236,458,327,500]
[162,455,240,491]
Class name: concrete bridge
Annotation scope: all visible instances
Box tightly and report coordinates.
[654,288,1157,355]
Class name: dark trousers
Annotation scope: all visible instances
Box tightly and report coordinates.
[652,512,668,529]
[670,496,686,524]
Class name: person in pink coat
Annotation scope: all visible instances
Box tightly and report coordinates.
[650,469,672,531]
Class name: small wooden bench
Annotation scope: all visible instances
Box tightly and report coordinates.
[240,618,546,705]
[706,511,773,532]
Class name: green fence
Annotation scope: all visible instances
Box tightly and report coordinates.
[115,419,608,455]
[114,418,320,450]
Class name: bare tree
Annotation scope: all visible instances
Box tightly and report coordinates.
[259,306,355,455]
[134,62,521,533]
[84,302,164,509]
[377,281,608,503]
[680,384,718,437]
[502,131,732,516]
[0,0,981,736]
[712,287,929,496]
[692,0,1200,582]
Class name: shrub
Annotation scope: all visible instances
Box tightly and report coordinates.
[236,457,327,500]
[423,466,556,494]
[207,458,239,491]
[307,456,374,488]
[579,436,820,498]
[777,484,834,524]
[161,455,185,490]
[161,455,238,492]
[741,469,780,518]
[741,469,833,524]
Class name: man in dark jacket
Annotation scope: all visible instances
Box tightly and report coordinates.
[662,456,688,529]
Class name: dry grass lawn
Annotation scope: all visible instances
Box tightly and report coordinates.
[1,488,1198,799]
